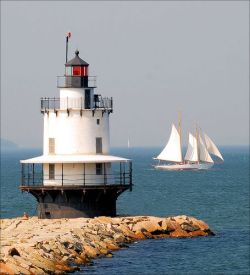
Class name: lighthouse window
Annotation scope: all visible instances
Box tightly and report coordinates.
[73,66,81,76]
[96,137,102,154]
[96,163,103,175]
[49,138,55,154]
[49,164,55,180]
[97,119,100,125]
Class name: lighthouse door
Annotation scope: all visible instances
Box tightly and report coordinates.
[85,89,91,109]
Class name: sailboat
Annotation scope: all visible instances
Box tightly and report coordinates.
[127,137,130,149]
[153,120,224,170]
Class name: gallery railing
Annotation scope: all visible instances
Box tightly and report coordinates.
[40,96,113,112]
[21,171,131,187]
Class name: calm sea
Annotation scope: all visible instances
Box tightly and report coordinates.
[1,147,249,274]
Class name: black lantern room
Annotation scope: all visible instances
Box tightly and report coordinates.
[64,50,89,88]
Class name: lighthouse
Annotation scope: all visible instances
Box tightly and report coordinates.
[20,41,132,218]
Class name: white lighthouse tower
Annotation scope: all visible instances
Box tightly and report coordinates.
[20,42,132,218]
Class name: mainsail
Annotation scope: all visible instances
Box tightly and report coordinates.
[156,124,182,162]
[198,134,214,163]
[185,132,213,163]
[203,133,224,161]
[184,133,198,162]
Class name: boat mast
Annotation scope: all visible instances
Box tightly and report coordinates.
[178,112,183,162]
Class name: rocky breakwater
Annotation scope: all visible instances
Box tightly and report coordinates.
[0,215,214,274]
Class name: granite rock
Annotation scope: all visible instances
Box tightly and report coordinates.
[0,215,214,274]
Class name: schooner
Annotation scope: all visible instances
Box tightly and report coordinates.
[153,119,224,170]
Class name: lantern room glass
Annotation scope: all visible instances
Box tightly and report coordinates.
[73,66,81,76]
[65,67,72,76]
[83,66,88,76]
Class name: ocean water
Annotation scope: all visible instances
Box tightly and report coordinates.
[1,147,249,274]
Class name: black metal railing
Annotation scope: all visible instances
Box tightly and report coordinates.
[21,171,131,187]
[94,96,113,110]
[41,96,113,112]
[41,97,60,110]
[21,162,132,187]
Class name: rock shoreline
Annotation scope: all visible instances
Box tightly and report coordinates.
[0,215,214,274]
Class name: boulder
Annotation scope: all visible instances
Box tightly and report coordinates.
[181,222,199,232]
[152,234,170,239]
[39,243,51,253]
[53,242,70,256]
[12,255,32,269]
[189,217,209,231]
[85,233,101,243]
[22,253,56,273]
[142,231,153,239]
[97,229,114,238]
[132,220,162,234]
[134,231,146,239]
[113,233,126,243]
[165,219,181,232]
[188,230,207,237]
[172,215,189,225]
[5,257,30,275]
[116,224,137,239]
[147,216,165,226]
[83,244,99,258]
[0,262,15,275]
[94,216,112,224]
[29,266,47,275]
[170,228,190,238]
[102,239,120,250]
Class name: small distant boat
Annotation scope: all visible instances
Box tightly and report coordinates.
[153,117,224,170]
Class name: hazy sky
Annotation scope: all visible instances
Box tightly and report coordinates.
[1,1,249,148]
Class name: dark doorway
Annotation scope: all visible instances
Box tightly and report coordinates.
[85,89,91,109]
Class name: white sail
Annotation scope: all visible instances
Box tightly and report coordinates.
[203,133,224,161]
[184,133,198,162]
[156,124,182,162]
[198,134,214,163]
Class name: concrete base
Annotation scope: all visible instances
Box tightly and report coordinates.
[37,190,117,218]
[20,185,131,219]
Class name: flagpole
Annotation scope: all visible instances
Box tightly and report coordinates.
[66,36,69,63]
[65,32,71,63]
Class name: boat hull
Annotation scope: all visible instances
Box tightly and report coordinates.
[154,163,214,171]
